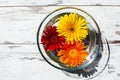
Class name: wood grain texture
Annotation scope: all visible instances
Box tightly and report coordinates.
[0,6,120,44]
[0,0,120,6]
[0,44,120,80]
[0,1,120,79]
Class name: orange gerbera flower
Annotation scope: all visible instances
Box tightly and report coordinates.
[57,41,88,67]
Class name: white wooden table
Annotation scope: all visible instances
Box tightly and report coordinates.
[0,0,120,80]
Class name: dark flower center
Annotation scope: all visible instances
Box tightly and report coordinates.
[50,35,58,43]
[69,27,75,32]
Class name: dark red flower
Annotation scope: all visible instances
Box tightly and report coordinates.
[41,26,65,51]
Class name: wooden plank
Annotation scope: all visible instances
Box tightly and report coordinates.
[0,44,120,80]
[0,6,120,44]
[0,0,120,6]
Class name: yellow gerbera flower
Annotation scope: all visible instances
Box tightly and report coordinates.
[57,13,88,44]
[57,41,88,67]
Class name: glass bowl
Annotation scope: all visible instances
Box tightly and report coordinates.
[37,7,110,80]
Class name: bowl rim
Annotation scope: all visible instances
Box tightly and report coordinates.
[37,7,102,72]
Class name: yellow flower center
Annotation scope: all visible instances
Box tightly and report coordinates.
[69,49,77,58]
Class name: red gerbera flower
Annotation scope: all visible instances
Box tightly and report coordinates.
[41,25,65,51]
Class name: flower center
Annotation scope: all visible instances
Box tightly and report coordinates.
[69,49,77,58]
[50,35,58,43]
[69,27,75,32]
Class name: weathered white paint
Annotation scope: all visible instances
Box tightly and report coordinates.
[0,6,120,44]
[0,0,120,80]
[0,44,120,80]
[0,0,120,6]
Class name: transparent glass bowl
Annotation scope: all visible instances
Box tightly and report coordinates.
[37,7,110,80]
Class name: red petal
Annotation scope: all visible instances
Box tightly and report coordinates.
[48,44,55,51]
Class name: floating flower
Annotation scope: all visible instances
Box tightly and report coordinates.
[57,13,88,44]
[41,26,65,51]
[57,41,88,67]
